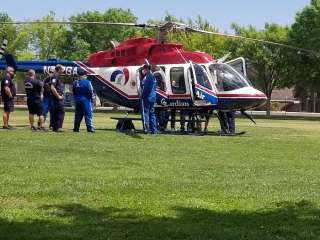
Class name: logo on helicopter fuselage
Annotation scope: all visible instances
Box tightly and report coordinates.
[43,66,79,76]
[168,100,190,107]
[196,90,205,100]
[160,98,168,106]
[110,68,130,85]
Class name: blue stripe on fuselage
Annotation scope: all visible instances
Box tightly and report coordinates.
[0,59,78,75]
[194,86,218,105]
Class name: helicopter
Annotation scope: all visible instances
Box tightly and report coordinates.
[0,21,311,133]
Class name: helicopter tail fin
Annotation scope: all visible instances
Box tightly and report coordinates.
[4,54,17,71]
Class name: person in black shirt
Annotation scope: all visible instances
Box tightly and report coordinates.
[1,66,16,129]
[43,72,53,128]
[24,69,45,130]
[50,65,65,132]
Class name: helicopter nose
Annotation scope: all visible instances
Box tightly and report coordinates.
[249,88,267,108]
[238,87,267,109]
[217,87,267,110]
[250,87,267,98]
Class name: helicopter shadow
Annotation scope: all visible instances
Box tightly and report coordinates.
[95,128,248,138]
[95,127,143,139]
[0,200,319,239]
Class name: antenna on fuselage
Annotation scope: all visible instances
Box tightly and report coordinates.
[144,59,151,66]
[217,52,231,63]
[110,40,120,48]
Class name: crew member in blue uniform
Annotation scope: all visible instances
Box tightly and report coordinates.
[72,70,95,133]
[140,64,157,134]
[24,69,45,130]
[1,66,16,129]
[50,65,65,132]
[43,72,53,128]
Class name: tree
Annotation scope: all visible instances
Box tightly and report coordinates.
[70,8,139,53]
[57,31,91,60]
[26,12,68,59]
[227,23,293,116]
[288,0,320,94]
[0,12,30,58]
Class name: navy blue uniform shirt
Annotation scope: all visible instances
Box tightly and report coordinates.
[24,78,43,101]
[1,76,16,102]
[50,74,64,101]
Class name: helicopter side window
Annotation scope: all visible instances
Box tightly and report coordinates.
[170,67,186,94]
[193,64,212,90]
[154,72,166,92]
[209,64,249,92]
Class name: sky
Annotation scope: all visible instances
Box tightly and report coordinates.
[1,0,311,32]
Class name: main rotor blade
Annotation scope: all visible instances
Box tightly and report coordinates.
[1,20,315,54]
[185,27,316,55]
[0,21,158,28]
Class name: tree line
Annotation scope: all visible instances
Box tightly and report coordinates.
[0,0,320,113]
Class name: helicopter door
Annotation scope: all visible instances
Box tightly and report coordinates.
[188,62,217,106]
[226,57,247,77]
[135,66,168,99]
[135,68,144,96]
[169,66,188,96]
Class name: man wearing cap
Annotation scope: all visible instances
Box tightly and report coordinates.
[140,64,157,134]
[24,69,45,130]
[50,64,65,132]
[1,66,16,129]
[72,70,94,133]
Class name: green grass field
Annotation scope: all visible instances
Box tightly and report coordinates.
[0,110,320,240]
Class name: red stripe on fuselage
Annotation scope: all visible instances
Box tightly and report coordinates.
[217,93,267,99]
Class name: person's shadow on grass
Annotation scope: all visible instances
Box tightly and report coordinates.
[0,200,319,240]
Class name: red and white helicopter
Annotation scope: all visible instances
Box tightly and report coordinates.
[0,21,309,130]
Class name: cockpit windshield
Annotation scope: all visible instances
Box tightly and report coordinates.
[209,63,250,92]
[193,64,213,90]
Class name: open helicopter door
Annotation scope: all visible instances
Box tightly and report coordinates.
[153,67,170,106]
[153,67,167,92]
[135,67,143,96]
[225,57,247,77]
[135,66,169,105]
[188,62,218,106]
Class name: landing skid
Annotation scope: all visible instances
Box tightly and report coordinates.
[111,117,246,136]
[215,131,246,136]
[157,130,246,136]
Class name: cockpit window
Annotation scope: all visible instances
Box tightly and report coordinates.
[193,64,212,90]
[209,63,250,91]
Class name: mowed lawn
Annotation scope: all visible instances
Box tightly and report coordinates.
[0,110,320,240]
